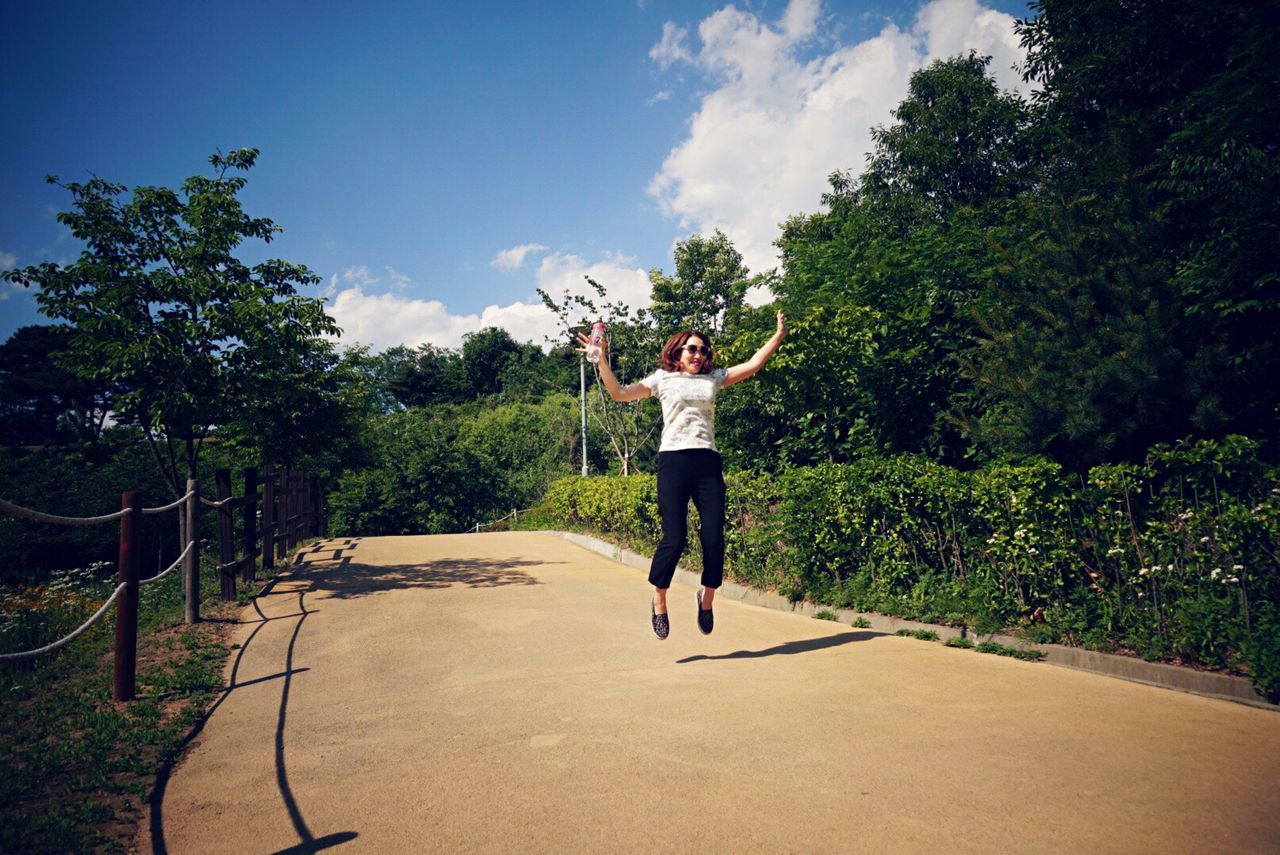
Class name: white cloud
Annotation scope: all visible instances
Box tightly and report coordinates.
[648,0,1030,275]
[323,251,650,352]
[649,89,673,104]
[490,243,549,271]
[649,21,693,70]
[0,251,20,301]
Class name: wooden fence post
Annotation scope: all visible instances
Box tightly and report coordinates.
[261,464,276,573]
[215,468,235,601]
[243,467,258,583]
[305,474,315,539]
[280,466,293,557]
[114,491,141,702]
[185,479,200,624]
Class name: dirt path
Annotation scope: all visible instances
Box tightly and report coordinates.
[141,532,1280,854]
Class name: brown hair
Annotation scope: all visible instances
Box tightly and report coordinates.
[659,330,714,373]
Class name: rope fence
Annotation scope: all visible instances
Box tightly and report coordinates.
[469,507,535,533]
[0,582,126,663]
[0,465,327,701]
[141,540,193,587]
[0,497,131,526]
[142,490,195,515]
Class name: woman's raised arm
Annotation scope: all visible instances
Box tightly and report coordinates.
[723,310,786,388]
[576,330,651,402]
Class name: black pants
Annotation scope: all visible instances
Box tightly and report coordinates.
[648,449,725,590]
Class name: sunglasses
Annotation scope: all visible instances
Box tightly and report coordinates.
[681,344,712,357]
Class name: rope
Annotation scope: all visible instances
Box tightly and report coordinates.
[200,495,241,509]
[0,497,132,526]
[140,541,193,587]
[469,507,533,532]
[0,582,126,662]
[142,490,194,515]
[217,559,243,573]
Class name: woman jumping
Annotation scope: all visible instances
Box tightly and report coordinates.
[578,311,786,639]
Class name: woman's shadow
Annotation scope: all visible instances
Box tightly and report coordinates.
[677,630,879,663]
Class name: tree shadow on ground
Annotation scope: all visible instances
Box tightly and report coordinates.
[284,540,554,599]
[677,630,879,663]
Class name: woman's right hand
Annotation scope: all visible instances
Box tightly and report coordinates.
[575,329,607,356]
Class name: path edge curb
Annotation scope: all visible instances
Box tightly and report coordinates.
[543,529,1277,712]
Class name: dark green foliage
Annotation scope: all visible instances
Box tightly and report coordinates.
[326,395,582,536]
[760,55,1036,466]
[958,0,1280,464]
[0,325,113,446]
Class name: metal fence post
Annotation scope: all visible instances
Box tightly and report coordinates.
[114,491,141,702]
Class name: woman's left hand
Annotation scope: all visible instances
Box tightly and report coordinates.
[776,310,787,338]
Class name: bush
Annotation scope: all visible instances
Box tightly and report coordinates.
[532,435,1279,699]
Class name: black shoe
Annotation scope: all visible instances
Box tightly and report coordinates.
[696,588,714,635]
[652,600,669,640]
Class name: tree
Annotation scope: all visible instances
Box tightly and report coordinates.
[955,0,1280,465]
[3,149,339,496]
[388,343,469,408]
[647,231,751,338]
[0,324,114,446]
[767,55,1035,463]
[461,327,523,398]
[861,52,1035,229]
[538,277,663,475]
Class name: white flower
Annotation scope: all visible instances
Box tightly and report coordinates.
[1139,567,1150,577]
[1199,536,1211,544]
[1211,568,1222,579]
[1107,547,1122,556]
[1028,547,1039,555]
[1233,564,1244,571]
[1166,564,1175,572]
[1227,576,1239,584]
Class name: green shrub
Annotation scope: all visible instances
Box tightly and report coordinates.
[532,435,1278,699]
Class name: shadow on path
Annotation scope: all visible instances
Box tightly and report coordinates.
[148,578,358,854]
[292,550,553,599]
[677,630,879,663]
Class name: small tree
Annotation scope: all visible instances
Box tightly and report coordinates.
[3,148,339,496]
[538,277,662,475]
[647,230,751,338]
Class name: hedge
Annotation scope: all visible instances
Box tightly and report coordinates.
[537,435,1280,702]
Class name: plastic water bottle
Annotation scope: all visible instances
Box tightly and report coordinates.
[586,322,605,363]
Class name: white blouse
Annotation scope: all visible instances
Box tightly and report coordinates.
[639,368,728,452]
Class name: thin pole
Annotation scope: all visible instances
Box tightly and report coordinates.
[580,359,588,477]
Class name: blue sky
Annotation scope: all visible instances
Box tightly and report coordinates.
[1,0,1031,351]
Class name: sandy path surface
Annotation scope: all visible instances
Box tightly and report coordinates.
[141,532,1280,854]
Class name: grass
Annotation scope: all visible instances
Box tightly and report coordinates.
[813,608,840,621]
[851,616,871,628]
[976,640,1046,661]
[945,637,975,649]
[895,628,940,641]
[0,547,299,854]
